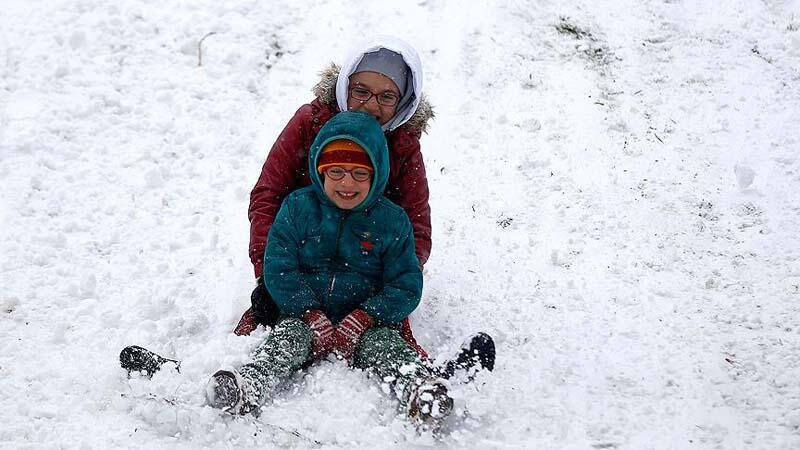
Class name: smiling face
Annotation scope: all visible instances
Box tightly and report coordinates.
[346,71,400,125]
[322,164,373,210]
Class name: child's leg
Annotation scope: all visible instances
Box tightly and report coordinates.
[353,327,429,407]
[238,317,312,403]
[354,327,454,426]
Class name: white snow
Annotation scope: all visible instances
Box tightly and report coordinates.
[2,1,800,449]
[734,164,756,190]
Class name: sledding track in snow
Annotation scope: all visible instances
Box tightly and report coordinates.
[2,1,800,448]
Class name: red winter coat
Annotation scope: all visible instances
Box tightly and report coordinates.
[248,85,434,279]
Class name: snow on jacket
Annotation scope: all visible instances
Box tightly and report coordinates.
[263,111,423,324]
[248,64,434,279]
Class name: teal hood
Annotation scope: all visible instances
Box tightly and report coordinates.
[308,111,390,212]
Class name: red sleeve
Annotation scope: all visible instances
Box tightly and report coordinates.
[386,132,432,268]
[248,105,313,278]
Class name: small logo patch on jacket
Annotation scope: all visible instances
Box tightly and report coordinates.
[360,232,374,256]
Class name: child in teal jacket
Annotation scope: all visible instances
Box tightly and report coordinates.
[206,111,452,428]
[263,111,422,327]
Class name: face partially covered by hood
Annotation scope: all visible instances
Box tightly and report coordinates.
[308,111,390,211]
[336,36,424,132]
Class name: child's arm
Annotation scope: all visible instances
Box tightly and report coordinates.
[262,195,321,317]
[359,212,423,324]
[393,147,432,268]
[248,105,314,279]
[385,135,432,268]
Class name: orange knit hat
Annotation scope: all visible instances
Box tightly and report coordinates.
[317,139,373,174]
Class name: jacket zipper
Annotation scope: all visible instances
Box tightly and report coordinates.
[324,211,348,308]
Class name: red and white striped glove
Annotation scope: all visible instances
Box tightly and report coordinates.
[333,309,374,359]
[302,310,335,360]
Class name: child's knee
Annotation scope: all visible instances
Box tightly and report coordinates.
[361,327,403,349]
[354,327,412,368]
[249,317,313,367]
[271,317,313,347]
[275,317,310,334]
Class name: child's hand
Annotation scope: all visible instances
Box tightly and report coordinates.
[302,310,336,360]
[333,309,374,359]
[234,308,258,336]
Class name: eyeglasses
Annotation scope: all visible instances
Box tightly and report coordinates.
[323,166,373,182]
[349,86,400,107]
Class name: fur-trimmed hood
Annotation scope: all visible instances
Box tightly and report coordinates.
[313,63,434,134]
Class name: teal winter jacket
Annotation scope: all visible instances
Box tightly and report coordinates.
[263,111,423,324]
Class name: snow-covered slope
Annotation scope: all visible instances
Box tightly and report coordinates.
[2,1,799,448]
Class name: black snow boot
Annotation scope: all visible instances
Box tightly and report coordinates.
[119,345,180,378]
[205,369,257,415]
[434,332,495,379]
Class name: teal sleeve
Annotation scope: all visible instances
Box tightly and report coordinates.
[359,212,423,324]
[263,197,321,318]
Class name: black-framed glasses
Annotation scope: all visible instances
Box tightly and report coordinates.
[349,86,400,107]
[324,166,373,182]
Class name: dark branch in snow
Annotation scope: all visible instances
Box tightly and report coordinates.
[198,32,217,67]
[751,45,774,65]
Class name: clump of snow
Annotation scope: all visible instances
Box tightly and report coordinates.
[1,296,20,313]
[734,164,756,189]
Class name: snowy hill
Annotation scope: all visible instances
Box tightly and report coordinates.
[2,1,799,448]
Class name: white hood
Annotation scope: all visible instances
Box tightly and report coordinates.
[336,36,424,132]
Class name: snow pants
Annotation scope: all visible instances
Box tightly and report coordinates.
[238,317,428,406]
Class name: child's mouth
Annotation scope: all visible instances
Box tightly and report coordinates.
[336,191,359,199]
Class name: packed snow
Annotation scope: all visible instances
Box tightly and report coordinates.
[2,1,800,448]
